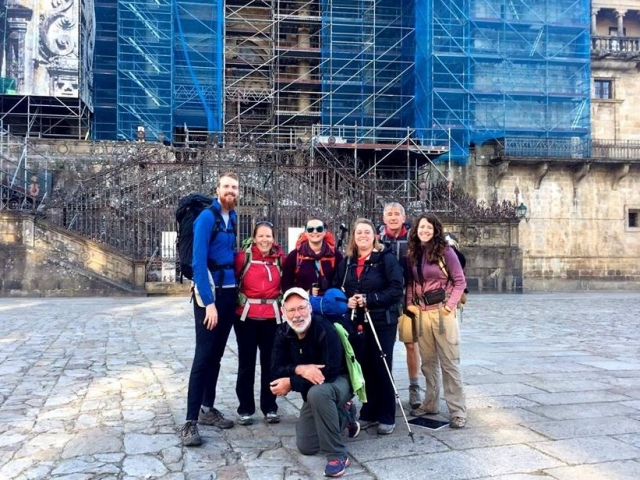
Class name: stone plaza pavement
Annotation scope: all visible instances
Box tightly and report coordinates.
[1,293,640,480]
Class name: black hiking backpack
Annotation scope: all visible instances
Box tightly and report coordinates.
[175,193,236,282]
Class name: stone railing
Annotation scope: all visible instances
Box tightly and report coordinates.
[0,211,147,296]
[591,36,640,55]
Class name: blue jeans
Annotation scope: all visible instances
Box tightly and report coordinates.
[186,287,236,421]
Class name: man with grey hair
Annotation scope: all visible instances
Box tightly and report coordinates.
[270,287,353,478]
[379,202,422,410]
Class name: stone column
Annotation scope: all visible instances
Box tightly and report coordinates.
[615,9,626,35]
[6,6,33,92]
[591,9,599,35]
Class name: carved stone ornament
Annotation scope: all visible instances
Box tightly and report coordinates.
[39,0,77,62]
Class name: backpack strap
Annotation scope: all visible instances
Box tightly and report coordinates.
[237,245,283,322]
[438,257,449,279]
[239,298,282,323]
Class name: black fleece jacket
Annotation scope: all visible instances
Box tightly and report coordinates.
[333,247,404,325]
[271,316,347,401]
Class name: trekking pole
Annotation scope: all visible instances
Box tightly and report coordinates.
[363,306,415,443]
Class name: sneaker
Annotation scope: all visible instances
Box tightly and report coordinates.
[265,412,280,424]
[324,456,350,477]
[198,407,234,429]
[450,416,466,429]
[238,413,254,426]
[409,384,422,409]
[410,403,440,417]
[358,418,379,430]
[345,402,360,438]
[377,423,395,435]
[180,420,202,447]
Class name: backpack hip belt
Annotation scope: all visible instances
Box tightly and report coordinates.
[207,262,234,271]
[239,298,282,323]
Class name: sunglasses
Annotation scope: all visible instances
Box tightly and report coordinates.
[306,225,325,233]
[256,220,274,228]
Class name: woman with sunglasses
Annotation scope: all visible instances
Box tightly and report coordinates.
[333,218,404,435]
[233,221,286,426]
[282,216,343,296]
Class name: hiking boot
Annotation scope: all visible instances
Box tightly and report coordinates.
[409,384,422,409]
[265,412,280,424]
[324,456,350,477]
[410,403,439,417]
[345,402,360,438]
[198,407,234,429]
[450,416,466,429]
[180,420,202,447]
[237,413,253,426]
[377,423,395,435]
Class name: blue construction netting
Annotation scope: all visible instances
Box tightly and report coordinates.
[172,0,223,134]
[320,0,415,143]
[415,0,592,163]
[93,0,223,141]
[117,0,174,141]
[92,0,118,140]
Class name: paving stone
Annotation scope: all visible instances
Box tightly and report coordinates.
[525,402,639,421]
[62,428,122,458]
[123,455,168,477]
[431,425,548,449]
[2,294,640,480]
[537,413,640,439]
[464,382,546,397]
[544,460,640,480]
[533,436,640,464]
[365,445,563,480]
[124,433,179,455]
[520,391,631,405]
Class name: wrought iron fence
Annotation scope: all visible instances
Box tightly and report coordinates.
[495,136,640,161]
[3,137,522,282]
[39,146,379,264]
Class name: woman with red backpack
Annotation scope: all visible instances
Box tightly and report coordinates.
[281,216,343,296]
[234,221,286,426]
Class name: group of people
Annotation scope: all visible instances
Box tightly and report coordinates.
[181,172,467,478]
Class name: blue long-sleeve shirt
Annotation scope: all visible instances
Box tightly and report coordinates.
[192,199,237,306]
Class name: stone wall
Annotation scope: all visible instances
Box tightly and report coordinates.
[0,212,147,296]
[591,57,640,141]
[442,220,523,292]
[462,146,640,290]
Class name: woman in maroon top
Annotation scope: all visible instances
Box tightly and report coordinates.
[406,213,467,428]
[234,221,286,426]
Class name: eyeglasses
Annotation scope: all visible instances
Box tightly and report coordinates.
[256,220,274,228]
[284,303,310,316]
[306,225,325,233]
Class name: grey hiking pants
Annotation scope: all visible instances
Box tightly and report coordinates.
[296,374,352,461]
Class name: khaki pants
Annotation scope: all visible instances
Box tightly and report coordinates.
[416,308,466,418]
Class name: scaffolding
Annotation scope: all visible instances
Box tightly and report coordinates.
[415,0,592,162]
[93,0,118,140]
[92,0,592,162]
[117,0,174,141]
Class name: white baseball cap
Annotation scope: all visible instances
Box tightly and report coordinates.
[282,287,310,303]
